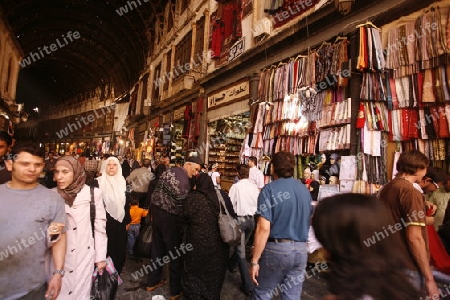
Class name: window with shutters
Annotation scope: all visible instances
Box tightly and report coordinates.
[174,31,192,81]
[152,63,162,102]
[167,1,176,32]
[164,50,172,90]
[141,73,149,102]
[194,16,205,66]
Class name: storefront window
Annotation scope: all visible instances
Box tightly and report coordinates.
[208,112,249,187]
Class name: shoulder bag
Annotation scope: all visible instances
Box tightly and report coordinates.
[216,190,242,246]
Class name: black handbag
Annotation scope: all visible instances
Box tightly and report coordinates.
[90,268,119,300]
[134,214,153,258]
[89,187,119,300]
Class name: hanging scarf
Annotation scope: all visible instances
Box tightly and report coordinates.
[97,157,126,222]
[55,156,86,207]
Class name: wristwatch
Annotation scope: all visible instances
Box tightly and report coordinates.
[249,261,259,267]
[53,270,65,276]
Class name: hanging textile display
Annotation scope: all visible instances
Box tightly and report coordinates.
[355,22,389,186]
[210,0,243,60]
[381,3,450,173]
[241,35,351,183]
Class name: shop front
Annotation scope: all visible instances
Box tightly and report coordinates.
[207,78,251,191]
[171,105,188,165]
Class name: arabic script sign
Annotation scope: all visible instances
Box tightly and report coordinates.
[208,80,250,108]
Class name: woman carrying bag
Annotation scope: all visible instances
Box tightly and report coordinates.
[92,156,131,275]
[52,156,108,299]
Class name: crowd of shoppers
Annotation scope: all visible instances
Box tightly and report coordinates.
[3,136,450,300]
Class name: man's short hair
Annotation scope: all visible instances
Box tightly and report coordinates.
[424,167,446,185]
[142,159,151,168]
[238,164,250,179]
[0,131,12,146]
[10,141,45,160]
[396,150,429,175]
[272,152,294,178]
[249,156,257,165]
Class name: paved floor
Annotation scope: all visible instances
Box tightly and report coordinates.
[116,255,329,300]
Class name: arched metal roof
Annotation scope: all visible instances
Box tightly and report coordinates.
[0,0,167,107]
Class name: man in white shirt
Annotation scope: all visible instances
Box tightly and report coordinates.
[208,163,221,189]
[248,156,264,190]
[229,164,260,296]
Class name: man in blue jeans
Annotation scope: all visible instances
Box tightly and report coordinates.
[250,151,312,299]
[229,164,260,296]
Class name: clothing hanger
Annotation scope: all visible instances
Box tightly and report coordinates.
[250,98,260,106]
[356,21,380,31]
[334,35,348,43]
[295,54,308,60]
[317,41,331,51]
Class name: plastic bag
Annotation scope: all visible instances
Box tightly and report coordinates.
[91,257,121,300]
[134,221,153,258]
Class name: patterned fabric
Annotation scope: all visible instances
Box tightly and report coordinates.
[151,167,190,215]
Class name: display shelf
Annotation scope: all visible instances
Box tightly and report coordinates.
[209,134,243,180]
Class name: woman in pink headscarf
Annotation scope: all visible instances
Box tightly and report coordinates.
[52,155,108,299]
[92,156,131,274]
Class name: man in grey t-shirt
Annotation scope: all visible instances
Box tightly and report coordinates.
[0,142,67,300]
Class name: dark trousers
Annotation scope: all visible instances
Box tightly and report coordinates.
[132,192,148,209]
[147,205,182,296]
[229,216,255,292]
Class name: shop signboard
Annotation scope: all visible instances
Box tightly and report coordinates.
[173,106,184,120]
[208,79,250,109]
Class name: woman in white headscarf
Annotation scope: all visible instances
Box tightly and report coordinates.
[92,156,131,274]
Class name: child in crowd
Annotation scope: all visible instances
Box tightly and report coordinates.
[127,198,148,255]
[312,193,418,300]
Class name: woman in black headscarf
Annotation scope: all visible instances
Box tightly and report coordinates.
[181,173,232,299]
